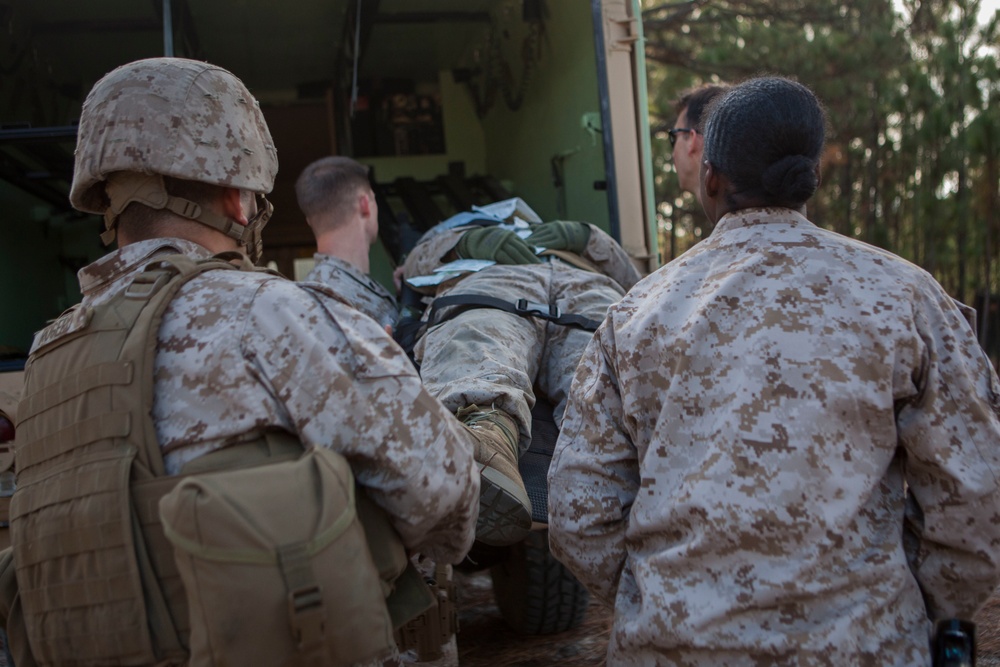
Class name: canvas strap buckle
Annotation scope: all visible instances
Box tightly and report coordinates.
[515,298,560,321]
[288,584,325,648]
[279,542,326,649]
[124,269,176,299]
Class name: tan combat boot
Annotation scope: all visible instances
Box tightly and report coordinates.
[457,405,532,546]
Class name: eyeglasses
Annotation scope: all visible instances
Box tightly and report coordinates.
[668,127,694,147]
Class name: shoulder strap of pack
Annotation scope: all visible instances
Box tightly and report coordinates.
[121,251,261,478]
[124,252,269,658]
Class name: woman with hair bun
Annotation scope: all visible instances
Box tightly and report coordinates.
[699,76,825,218]
[548,76,1000,666]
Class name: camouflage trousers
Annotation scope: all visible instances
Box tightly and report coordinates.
[415,261,625,451]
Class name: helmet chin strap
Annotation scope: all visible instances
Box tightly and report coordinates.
[103,172,272,263]
[242,196,273,264]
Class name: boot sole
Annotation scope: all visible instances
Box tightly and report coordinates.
[476,466,532,546]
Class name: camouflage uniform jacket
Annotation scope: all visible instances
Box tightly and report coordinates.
[547,208,1000,666]
[73,238,479,565]
[402,222,641,295]
[304,253,398,331]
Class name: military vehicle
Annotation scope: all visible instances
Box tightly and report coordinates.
[0,0,658,635]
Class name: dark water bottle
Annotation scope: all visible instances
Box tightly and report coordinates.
[933,619,976,667]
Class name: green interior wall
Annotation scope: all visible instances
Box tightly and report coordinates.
[0,184,104,355]
[367,239,396,295]
[361,71,487,184]
[360,71,489,290]
[479,0,609,231]
[359,0,609,232]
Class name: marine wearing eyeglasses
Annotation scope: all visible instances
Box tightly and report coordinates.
[667,126,694,146]
[670,83,730,204]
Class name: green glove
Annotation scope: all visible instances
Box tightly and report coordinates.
[525,220,591,254]
[455,227,541,265]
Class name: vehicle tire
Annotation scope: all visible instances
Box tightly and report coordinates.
[489,529,589,635]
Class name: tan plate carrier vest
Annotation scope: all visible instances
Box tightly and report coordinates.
[9,253,446,666]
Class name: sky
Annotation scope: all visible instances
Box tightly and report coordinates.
[982,0,1000,22]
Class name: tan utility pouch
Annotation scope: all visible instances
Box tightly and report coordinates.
[159,446,400,667]
[0,443,14,553]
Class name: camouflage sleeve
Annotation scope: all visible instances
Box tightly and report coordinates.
[547,322,640,606]
[404,223,642,295]
[899,288,1000,620]
[580,224,643,292]
[244,280,479,564]
[400,228,468,295]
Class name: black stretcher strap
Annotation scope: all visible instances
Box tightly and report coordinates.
[426,293,602,332]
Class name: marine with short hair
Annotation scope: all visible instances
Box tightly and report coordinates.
[297,156,399,332]
[295,155,461,667]
[669,82,730,203]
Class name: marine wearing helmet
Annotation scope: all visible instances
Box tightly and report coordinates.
[1,57,480,667]
[70,57,278,262]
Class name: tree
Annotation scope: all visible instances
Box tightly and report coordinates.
[641,0,1000,363]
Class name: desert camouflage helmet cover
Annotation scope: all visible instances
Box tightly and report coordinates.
[70,57,278,213]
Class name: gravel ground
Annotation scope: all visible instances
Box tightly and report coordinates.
[455,570,611,666]
[976,589,1000,666]
[455,571,1000,666]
